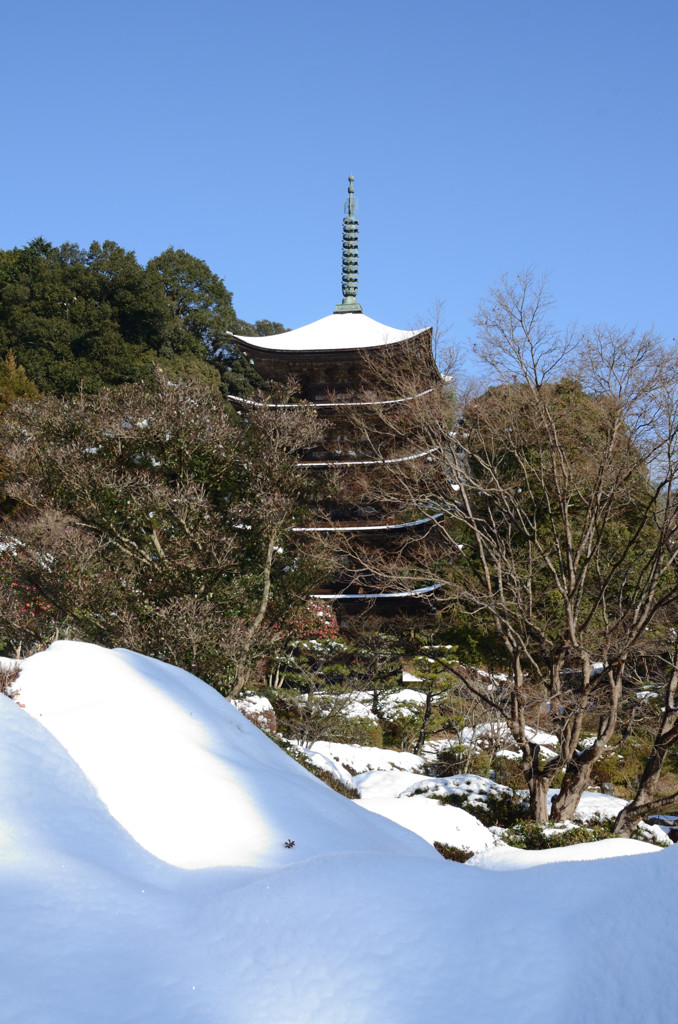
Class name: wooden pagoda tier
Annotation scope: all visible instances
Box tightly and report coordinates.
[230,314,438,465]
[230,313,436,401]
[228,310,440,617]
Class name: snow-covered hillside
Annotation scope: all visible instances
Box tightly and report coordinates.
[1,641,676,1024]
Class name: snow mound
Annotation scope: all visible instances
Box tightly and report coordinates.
[360,795,497,853]
[295,743,357,788]
[15,642,432,868]
[570,789,628,820]
[353,768,430,799]
[470,837,662,870]
[3,641,678,1024]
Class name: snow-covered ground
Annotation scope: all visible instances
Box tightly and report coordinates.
[470,837,662,870]
[1,641,676,1024]
[307,738,426,775]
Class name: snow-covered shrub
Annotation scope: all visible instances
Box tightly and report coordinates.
[270,735,359,799]
[502,820,613,850]
[502,815,670,850]
[438,788,529,829]
[231,694,277,732]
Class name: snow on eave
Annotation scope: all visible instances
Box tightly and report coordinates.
[297,447,437,468]
[229,313,427,353]
[228,387,435,409]
[310,584,441,600]
[292,513,444,533]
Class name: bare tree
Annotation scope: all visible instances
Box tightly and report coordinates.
[473,268,572,386]
[409,298,461,378]
[339,272,678,822]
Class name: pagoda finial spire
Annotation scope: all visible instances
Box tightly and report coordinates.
[335,174,363,314]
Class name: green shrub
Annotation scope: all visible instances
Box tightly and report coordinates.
[434,841,474,863]
[380,714,421,752]
[589,734,651,796]
[326,716,383,748]
[266,688,383,748]
[491,754,526,789]
[502,819,617,849]
[432,744,492,779]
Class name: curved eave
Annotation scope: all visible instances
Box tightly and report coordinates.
[310,584,441,600]
[228,388,434,410]
[297,447,437,468]
[293,513,444,533]
[229,313,426,354]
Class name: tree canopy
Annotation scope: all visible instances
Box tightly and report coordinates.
[0,238,282,397]
[0,375,327,692]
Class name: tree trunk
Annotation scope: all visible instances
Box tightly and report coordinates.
[250,532,277,634]
[528,775,550,823]
[614,719,678,836]
[413,690,433,756]
[228,664,248,700]
[549,760,594,821]
[551,667,624,822]
[227,532,278,701]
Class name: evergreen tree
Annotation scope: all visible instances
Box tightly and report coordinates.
[0,238,283,398]
[0,239,206,394]
[0,349,39,413]
[146,246,266,397]
[146,247,236,350]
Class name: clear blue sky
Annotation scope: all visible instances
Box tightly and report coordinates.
[2,0,676,355]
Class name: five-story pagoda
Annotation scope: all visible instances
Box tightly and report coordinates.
[229,176,440,618]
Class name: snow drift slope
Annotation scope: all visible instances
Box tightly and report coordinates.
[16,641,432,868]
[1,641,677,1024]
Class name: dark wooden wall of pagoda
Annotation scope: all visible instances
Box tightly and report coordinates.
[233,326,441,618]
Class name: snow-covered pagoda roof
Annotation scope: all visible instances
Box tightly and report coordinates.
[230,313,423,354]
